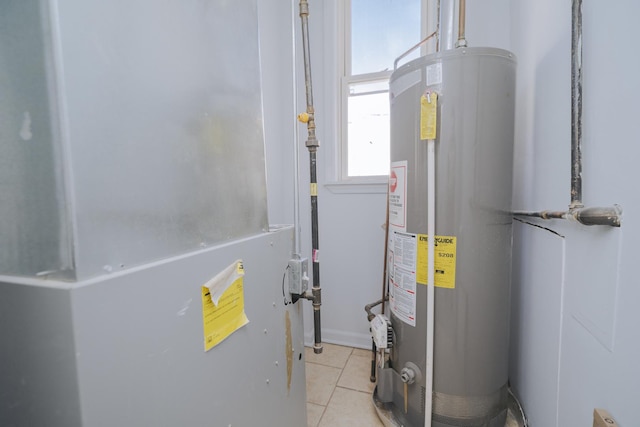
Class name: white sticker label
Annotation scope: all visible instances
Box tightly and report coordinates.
[426,63,442,86]
[389,161,407,231]
[388,231,417,327]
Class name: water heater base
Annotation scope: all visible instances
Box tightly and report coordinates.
[372,387,526,427]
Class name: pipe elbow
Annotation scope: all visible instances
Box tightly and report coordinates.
[571,205,622,227]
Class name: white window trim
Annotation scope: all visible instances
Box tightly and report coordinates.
[323,0,428,193]
[320,0,388,193]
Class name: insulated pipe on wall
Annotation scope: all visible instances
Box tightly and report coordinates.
[514,0,622,228]
[570,0,583,209]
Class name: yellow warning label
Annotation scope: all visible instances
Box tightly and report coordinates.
[310,183,318,196]
[202,262,249,351]
[420,92,438,140]
[416,234,456,289]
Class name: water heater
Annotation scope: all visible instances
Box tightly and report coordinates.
[378,47,516,427]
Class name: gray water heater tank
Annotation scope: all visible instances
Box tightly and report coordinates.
[385,47,516,427]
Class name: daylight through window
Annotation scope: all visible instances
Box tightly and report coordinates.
[342,0,423,179]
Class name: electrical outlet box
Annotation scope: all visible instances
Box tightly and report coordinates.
[593,409,618,427]
[288,257,309,295]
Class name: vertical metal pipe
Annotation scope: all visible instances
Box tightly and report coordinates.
[455,0,467,48]
[310,150,322,354]
[370,341,377,382]
[299,0,322,354]
[458,0,465,40]
[570,0,584,209]
[438,0,455,51]
[436,0,441,51]
[299,0,318,149]
[424,0,439,54]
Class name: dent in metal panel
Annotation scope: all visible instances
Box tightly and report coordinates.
[54,0,269,278]
[0,0,72,278]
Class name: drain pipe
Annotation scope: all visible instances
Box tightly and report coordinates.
[297,0,323,354]
[514,0,622,227]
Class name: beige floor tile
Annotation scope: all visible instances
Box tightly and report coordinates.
[352,347,374,358]
[306,402,325,427]
[305,362,342,406]
[318,387,383,427]
[305,343,352,369]
[337,354,376,393]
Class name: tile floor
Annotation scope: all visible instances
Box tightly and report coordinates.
[305,343,384,427]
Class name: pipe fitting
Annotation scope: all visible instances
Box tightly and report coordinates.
[304,287,321,304]
[571,205,622,227]
[400,362,422,385]
[539,210,568,220]
[514,205,622,227]
[299,0,309,17]
[401,367,416,384]
[364,298,387,322]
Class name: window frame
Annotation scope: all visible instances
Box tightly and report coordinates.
[334,0,428,187]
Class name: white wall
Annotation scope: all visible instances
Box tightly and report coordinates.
[292,0,388,348]
[510,1,640,426]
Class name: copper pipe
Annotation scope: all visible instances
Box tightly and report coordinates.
[456,0,467,47]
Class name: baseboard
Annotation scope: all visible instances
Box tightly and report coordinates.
[304,328,372,350]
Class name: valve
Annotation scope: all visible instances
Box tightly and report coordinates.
[401,366,417,384]
[400,362,422,385]
[297,112,310,123]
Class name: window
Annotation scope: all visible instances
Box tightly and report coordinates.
[340,0,424,180]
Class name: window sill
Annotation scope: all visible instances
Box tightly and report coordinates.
[324,179,388,194]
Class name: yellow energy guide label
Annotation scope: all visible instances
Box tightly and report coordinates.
[416,234,457,289]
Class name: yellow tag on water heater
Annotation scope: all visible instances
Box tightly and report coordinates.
[420,92,438,140]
